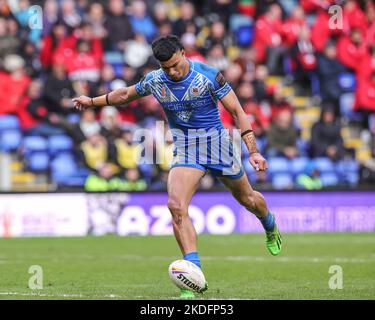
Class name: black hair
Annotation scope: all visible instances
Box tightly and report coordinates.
[151,34,184,61]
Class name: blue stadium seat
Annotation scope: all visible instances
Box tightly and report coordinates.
[21,136,48,157]
[268,157,289,174]
[52,171,87,187]
[336,158,359,186]
[51,154,88,186]
[339,73,356,92]
[272,173,293,190]
[0,130,22,152]
[50,153,77,175]
[48,135,73,156]
[67,113,81,124]
[26,152,50,172]
[290,157,310,176]
[312,157,334,173]
[321,172,339,187]
[296,138,310,157]
[0,115,20,131]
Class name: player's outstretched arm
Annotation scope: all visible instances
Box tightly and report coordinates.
[220,89,268,172]
[72,85,141,110]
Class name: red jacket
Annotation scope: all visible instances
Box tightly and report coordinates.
[52,35,103,70]
[311,11,331,52]
[0,72,31,115]
[253,15,283,62]
[357,54,375,81]
[282,17,306,47]
[343,2,368,36]
[337,36,368,71]
[355,78,375,112]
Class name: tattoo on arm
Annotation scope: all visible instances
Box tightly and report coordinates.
[241,130,258,154]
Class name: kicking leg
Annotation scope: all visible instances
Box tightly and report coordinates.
[167,166,207,298]
[218,173,282,256]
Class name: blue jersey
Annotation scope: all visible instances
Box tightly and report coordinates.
[135,60,231,133]
[135,60,243,179]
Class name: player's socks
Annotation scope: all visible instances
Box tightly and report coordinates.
[180,252,207,298]
[258,211,275,232]
[183,251,201,269]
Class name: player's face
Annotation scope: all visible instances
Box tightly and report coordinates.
[160,51,188,81]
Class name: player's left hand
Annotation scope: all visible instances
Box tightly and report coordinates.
[249,152,268,171]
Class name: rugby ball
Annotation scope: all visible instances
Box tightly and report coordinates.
[168,260,206,293]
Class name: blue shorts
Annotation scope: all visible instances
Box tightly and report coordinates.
[170,129,244,180]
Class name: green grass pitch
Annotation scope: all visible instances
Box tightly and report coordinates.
[0,233,374,300]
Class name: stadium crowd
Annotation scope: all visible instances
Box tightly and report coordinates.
[0,0,374,191]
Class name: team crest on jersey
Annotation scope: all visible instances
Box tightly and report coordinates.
[161,85,167,98]
[191,87,199,97]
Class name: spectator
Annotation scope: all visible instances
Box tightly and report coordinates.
[68,108,101,143]
[100,106,123,141]
[337,28,368,72]
[317,42,347,111]
[44,64,76,117]
[0,17,21,59]
[84,162,120,191]
[122,168,147,191]
[223,61,244,90]
[104,0,134,50]
[237,81,269,137]
[114,130,142,170]
[152,1,170,29]
[253,3,286,75]
[60,0,81,29]
[0,54,31,115]
[270,87,293,119]
[129,0,157,43]
[266,109,299,159]
[19,79,65,136]
[42,0,59,37]
[123,34,153,69]
[181,33,206,62]
[291,25,317,92]
[355,71,375,114]
[282,5,306,47]
[206,44,230,72]
[311,107,345,161]
[172,1,197,37]
[296,164,322,190]
[65,39,102,82]
[85,2,107,39]
[203,21,234,53]
[40,22,68,70]
[252,65,271,103]
[79,133,116,172]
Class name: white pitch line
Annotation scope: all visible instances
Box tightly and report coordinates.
[0,292,120,298]
[116,255,375,264]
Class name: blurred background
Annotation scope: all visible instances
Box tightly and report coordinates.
[0,0,374,193]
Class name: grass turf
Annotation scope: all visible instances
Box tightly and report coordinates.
[0,233,374,300]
